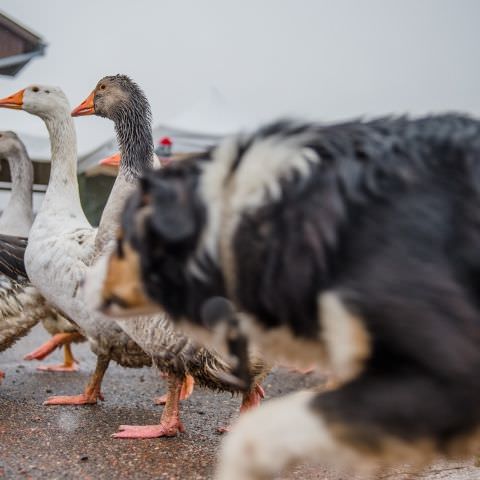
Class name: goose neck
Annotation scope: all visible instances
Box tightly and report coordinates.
[114,109,154,180]
[42,111,83,211]
[6,145,33,213]
[0,145,33,234]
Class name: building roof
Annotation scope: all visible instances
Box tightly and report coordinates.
[0,10,46,76]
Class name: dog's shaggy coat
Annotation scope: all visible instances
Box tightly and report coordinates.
[112,114,480,478]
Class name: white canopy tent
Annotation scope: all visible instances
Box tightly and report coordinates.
[164,87,250,137]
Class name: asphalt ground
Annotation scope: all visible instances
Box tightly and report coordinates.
[1,325,479,480]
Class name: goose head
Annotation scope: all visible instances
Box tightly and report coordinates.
[0,85,70,119]
[71,74,150,122]
[0,131,24,159]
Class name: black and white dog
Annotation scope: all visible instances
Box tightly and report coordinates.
[101,115,480,478]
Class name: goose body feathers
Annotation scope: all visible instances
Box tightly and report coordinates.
[0,132,78,355]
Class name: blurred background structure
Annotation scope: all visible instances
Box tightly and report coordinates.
[0,11,45,77]
[0,0,479,222]
[0,10,47,215]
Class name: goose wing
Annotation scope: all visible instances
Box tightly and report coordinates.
[0,234,83,350]
[0,233,28,280]
[0,275,44,351]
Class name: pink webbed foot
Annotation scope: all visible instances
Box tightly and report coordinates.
[117,374,186,439]
[43,355,109,405]
[154,374,194,405]
[113,419,185,439]
[43,392,104,405]
[218,384,266,433]
[37,363,79,372]
[28,337,80,373]
[0,370,4,384]
[24,333,76,361]
[240,384,265,413]
[25,342,60,361]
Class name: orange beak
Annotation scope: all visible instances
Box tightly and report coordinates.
[0,89,25,110]
[71,90,95,117]
[100,152,121,167]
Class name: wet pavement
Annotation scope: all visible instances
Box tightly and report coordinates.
[1,325,479,479]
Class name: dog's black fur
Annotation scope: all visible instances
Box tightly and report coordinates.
[122,114,480,453]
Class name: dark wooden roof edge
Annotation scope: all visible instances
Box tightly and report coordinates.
[0,10,46,46]
[0,47,46,73]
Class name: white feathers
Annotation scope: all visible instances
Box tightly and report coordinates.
[0,130,73,351]
[319,292,371,385]
[195,132,321,280]
[20,85,172,371]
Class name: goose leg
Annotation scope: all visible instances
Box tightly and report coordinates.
[218,383,265,433]
[239,384,265,413]
[25,332,82,372]
[43,355,109,405]
[154,374,194,405]
[0,370,4,383]
[36,342,79,372]
[113,374,186,438]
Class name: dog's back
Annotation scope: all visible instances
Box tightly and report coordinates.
[119,114,480,476]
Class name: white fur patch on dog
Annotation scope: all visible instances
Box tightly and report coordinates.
[228,141,319,213]
[216,390,344,480]
[319,292,371,384]
[198,136,240,262]
[196,133,321,276]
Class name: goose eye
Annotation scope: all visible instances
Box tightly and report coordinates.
[100,85,106,90]
[32,86,39,93]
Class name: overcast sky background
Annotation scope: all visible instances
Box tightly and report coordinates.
[0,0,479,156]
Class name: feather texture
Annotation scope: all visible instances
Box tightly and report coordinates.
[0,234,28,280]
[0,132,81,355]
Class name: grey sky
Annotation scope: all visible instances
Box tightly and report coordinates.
[0,0,479,156]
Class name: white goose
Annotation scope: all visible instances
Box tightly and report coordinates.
[0,83,265,438]
[0,131,83,373]
[0,131,38,376]
[0,86,153,407]
[0,132,78,380]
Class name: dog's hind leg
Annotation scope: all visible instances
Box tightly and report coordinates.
[215,390,346,480]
